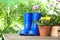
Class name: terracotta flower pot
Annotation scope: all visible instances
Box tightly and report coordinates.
[38,26,51,37]
[50,26,59,37]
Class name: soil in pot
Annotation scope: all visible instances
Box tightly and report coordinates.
[38,26,51,37]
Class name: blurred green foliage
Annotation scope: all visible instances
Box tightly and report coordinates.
[0,0,41,39]
[0,0,26,36]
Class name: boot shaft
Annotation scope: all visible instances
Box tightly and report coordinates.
[24,12,32,30]
[31,12,42,29]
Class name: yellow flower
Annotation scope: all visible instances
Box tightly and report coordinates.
[45,16,51,21]
[40,16,51,21]
[40,17,45,20]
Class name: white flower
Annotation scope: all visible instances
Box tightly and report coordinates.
[56,0,60,2]
[33,5,39,10]
[13,27,19,31]
[17,24,23,30]
[8,7,10,10]
[48,10,58,16]
[17,24,23,28]
[7,10,10,13]
[48,10,54,14]
[14,5,18,8]
[7,7,10,13]
[48,3,55,8]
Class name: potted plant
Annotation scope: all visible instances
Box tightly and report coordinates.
[34,15,55,36]
[35,0,60,37]
[50,16,60,37]
[48,0,60,37]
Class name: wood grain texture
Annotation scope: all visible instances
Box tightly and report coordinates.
[3,34,60,40]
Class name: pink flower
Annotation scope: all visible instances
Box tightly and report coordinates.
[56,0,60,2]
[33,5,39,10]
[49,4,55,8]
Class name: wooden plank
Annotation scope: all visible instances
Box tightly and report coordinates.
[3,34,60,40]
[59,32,60,36]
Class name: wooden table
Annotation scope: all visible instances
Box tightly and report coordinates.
[59,26,60,36]
[3,27,60,40]
[3,34,60,40]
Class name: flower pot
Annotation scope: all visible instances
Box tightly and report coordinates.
[50,26,59,37]
[38,26,51,37]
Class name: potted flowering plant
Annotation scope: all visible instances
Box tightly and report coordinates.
[47,0,60,37]
[34,15,55,36]
[33,0,60,36]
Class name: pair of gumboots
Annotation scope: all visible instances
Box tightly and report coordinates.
[19,12,41,36]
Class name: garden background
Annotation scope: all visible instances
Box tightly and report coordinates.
[0,0,26,37]
[0,0,59,40]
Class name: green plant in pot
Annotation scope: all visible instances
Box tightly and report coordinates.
[33,0,60,37]
[48,0,60,36]
[50,15,60,37]
[34,16,55,36]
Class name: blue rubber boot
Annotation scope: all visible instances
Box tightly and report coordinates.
[19,12,32,35]
[28,12,41,36]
